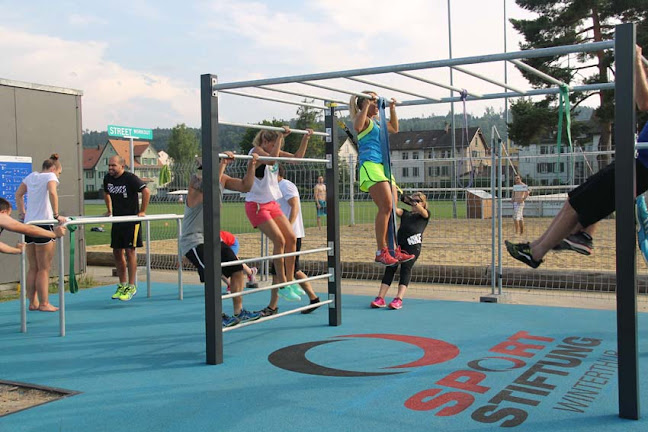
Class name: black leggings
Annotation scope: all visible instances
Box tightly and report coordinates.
[381,245,421,287]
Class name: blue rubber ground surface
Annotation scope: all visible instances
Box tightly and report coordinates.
[1,283,647,432]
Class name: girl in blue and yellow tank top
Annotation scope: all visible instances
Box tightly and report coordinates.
[350,91,414,266]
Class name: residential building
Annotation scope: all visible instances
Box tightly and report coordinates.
[83,139,162,194]
[389,127,489,187]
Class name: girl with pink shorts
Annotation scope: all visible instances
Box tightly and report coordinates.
[246,126,313,294]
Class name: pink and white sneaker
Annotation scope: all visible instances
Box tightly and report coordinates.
[370,297,386,308]
[393,246,415,263]
[248,267,258,283]
[388,297,403,310]
[375,248,398,266]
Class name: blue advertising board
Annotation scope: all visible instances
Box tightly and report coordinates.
[0,155,33,209]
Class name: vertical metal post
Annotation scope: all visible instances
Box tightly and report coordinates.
[614,23,640,420]
[201,74,223,365]
[349,154,355,226]
[129,137,135,173]
[58,238,65,337]
[177,219,183,300]
[497,140,503,295]
[490,136,496,294]
[324,103,341,326]
[20,234,26,333]
[448,0,457,218]
[146,220,151,297]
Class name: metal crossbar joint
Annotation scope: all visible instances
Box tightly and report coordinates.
[326,154,332,169]
[328,268,335,282]
[325,127,332,142]
[327,242,335,256]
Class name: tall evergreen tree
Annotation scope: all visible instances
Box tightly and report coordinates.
[510,0,648,164]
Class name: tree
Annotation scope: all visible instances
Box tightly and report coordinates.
[167,123,199,164]
[510,0,648,165]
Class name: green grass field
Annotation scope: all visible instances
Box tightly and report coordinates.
[83,200,466,246]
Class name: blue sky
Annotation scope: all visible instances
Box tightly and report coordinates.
[0,0,538,131]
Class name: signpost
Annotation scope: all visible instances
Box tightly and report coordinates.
[0,155,32,209]
[107,125,153,171]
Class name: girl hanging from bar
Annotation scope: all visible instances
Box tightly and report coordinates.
[350,91,414,266]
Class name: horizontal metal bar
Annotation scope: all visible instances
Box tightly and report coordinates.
[27,214,183,226]
[636,142,648,150]
[452,66,526,94]
[219,121,329,137]
[398,82,614,107]
[212,40,613,90]
[220,89,325,110]
[396,71,483,98]
[509,59,569,89]
[222,299,334,332]
[301,81,388,101]
[345,77,441,102]
[222,274,331,299]
[218,153,328,164]
[221,247,333,267]
[258,85,347,105]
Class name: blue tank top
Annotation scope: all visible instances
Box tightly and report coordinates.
[358,119,383,164]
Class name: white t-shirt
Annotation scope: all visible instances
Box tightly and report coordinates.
[245,148,282,203]
[278,179,305,239]
[22,171,59,222]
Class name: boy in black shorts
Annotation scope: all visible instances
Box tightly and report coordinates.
[103,156,150,301]
[506,45,648,268]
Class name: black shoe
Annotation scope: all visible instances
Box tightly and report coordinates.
[561,231,593,256]
[257,306,278,317]
[301,297,321,314]
[552,240,570,251]
[505,241,543,269]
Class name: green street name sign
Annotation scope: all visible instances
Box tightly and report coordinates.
[107,125,153,140]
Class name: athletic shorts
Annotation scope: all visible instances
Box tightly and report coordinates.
[184,242,244,283]
[110,222,143,249]
[245,201,283,228]
[25,224,54,245]
[512,202,525,221]
[316,200,327,217]
[568,159,648,228]
[359,161,399,193]
[270,237,302,276]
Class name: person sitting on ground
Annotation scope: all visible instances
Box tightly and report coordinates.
[258,165,321,317]
[370,192,429,310]
[180,152,261,327]
[506,45,648,268]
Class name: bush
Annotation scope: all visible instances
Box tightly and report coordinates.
[84,191,102,200]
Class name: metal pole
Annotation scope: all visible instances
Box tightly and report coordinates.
[258,85,347,105]
[129,137,135,173]
[220,89,325,110]
[497,137,503,295]
[201,74,224,365]
[614,22,640,420]
[177,219,183,300]
[146,220,151,297]
[452,66,526,94]
[58,238,65,337]
[345,77,441,101]
[396,71,483,97]
[349,154,355,226]
[20,235,26,333]
[324,103,342,326]
[448,0,457,219]
[218,121,329,137]
[490,134,496,294]
[212,41,614,90]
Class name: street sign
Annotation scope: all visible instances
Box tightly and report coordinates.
[107,125,153,140]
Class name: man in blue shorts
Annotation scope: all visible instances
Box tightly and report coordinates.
[314,175,327,230]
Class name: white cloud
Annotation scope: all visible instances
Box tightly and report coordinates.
[68,13,108,27]
[0,26,198,130]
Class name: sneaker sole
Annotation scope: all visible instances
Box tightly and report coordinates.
[397,256,415,263]
[238,315,262,323]
[388,305,402,310]
[562,239,592,256]
[119,290,137,302]
[370,303,386,308]
[374,260,399,267]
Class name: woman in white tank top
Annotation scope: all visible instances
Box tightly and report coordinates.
[15,154,67,312]
[245,126,313,296]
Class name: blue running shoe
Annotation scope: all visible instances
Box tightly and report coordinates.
[636,196,648,265]
[278,285,301,302]
[222,313,239,327]
[235,309,262,323]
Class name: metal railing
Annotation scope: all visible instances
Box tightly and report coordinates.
[20,214,184,336]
